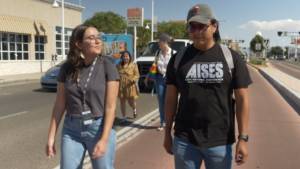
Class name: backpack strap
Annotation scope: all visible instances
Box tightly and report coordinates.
[174,46,189,72]
[220,44,234,77]
[153,49,161,64]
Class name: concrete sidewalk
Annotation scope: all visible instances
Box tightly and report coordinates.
[0,72,44,85]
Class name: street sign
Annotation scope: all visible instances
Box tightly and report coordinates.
[263,38,270,47]
[127,8,144,27]
[255,43,261,50]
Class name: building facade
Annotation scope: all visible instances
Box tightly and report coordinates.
[0,0,84,76]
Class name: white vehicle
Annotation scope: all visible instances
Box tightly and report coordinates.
[136,39,193,91]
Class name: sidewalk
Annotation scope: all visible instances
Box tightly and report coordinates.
[81,65,300,169]
[0,72,44,85]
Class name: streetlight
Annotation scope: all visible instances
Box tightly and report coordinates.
[53,0,65,60]
[145,23,151,29]
[151,0,154,41]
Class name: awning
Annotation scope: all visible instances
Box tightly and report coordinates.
[34,20,51,36]
[0,14,35,34]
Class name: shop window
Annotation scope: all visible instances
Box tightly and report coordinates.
[3,52,8,60]
[35,36,45,60]
[0,33,29,60]
[55,26,73,58]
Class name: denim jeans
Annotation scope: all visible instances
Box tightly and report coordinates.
[172,136,233,169]
[60,114,116,169]
[155,74,167,125]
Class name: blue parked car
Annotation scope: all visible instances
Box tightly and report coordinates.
[40,55,120,89]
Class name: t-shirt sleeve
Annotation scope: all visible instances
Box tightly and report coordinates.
[166,53,178,88]
[56,62,68,83]
[230,50,253,89]
[105,61,120,82]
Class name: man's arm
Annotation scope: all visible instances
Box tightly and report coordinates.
[163,84,179,155]
[234,87,249,165]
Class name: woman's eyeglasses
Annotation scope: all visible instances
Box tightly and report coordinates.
[187,24,212,33]
[81,36,103,43]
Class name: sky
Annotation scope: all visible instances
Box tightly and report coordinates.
[63,0,300,48]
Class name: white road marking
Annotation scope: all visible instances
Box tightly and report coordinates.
[0,111,29,120]
[1,93,11,95]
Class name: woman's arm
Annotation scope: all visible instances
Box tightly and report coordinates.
[46,82,67,158]
[92,80,119,159]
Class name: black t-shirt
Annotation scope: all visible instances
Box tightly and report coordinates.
[57,58,119,117]
[166,43,253,148]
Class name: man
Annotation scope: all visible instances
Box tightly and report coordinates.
[163,3,252,169]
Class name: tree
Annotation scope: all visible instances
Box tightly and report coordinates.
[84,11,126,34]
[284,47,289,57]
[155,21,188,39]
[250,35,265,54]
[270,46,283,56]
[136,19,152,49]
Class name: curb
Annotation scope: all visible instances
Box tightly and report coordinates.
[247,62,300,109]
[258,69,300,109]
[0,78,40,85]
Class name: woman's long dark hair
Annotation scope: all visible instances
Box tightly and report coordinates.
[211,19,221,43]
[121,51,132,66]
[66,24,103,82]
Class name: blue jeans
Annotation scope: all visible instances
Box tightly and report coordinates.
[60,114,116,169]
[155,75,167,125]
[172,136,233,169]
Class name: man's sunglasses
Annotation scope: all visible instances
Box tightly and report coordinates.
[187,24,212,33]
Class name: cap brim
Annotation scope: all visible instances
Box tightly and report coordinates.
[188,16,211,24]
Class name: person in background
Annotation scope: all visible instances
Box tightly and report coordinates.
[46,24,119,169]
[144,34,176,131]
[116,51,140,124]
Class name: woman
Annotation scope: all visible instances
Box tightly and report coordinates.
[116,51,140,124]
[45,24,119,169]
[144,34,175,131]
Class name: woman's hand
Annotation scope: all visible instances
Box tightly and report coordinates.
[144,76,149,86]
[46,138,56,158]
[128,78,134,82]
[92,139,108,159]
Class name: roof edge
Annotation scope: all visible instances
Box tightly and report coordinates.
[39,0,85,11]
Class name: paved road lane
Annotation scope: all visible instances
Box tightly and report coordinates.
[268,60,300,80]
[0,81,159,169]
[112,65,300,169]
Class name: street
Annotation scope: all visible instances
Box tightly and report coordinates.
[1,63,300,169]
[0,82,159,169]
[268,60,300,80]
[113,65,300,169]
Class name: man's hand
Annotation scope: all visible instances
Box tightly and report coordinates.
[235,140,248,165]
[92,139,107,159]
[163,133,174,155]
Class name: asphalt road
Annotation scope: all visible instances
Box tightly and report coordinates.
[0,81,159,169]
[268,60,300,80]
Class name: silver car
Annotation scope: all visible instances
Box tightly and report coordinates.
[40,55,120,89]
[40,60,67,89]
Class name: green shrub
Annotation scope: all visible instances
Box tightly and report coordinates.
[250,58,265,65]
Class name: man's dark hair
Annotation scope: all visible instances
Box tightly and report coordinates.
[211,19,221,43]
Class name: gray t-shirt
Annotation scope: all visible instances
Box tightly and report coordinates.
[57,58,119,117]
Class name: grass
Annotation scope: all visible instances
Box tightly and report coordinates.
[249,58,266,65]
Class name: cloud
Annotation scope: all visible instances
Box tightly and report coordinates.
[239,19,300,32]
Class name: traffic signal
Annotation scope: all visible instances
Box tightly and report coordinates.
[278,31,283,36]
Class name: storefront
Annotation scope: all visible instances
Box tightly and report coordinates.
[0,0,84,76]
